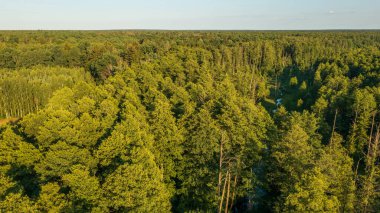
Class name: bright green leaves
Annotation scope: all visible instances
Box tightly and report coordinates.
[62,166,102,209]
[103,148,171,212]
[0,127,40,211]
[34,109,76,148]
[0,127,40,169]
[348,88,377,155]
[318,142,356,212]
[271,122,315,199]
[47,87,75,110]
[180,108,221,209]
[269,111,356,212]
[285,168,340,212]
[0,67,91,118]
[0,174,18,206]
[1,31,378,212]
[178,77,272,211]
[35,183,68,212]
[149,97,184,184]
[3,75,173,211]
[0,192,36,212]
[58,112,102,148]
[36,141,97,179]
[96,124,130,167]
[21,82,119,150]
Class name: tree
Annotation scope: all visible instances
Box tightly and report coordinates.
[35,141,97,180]
[179,77,271,212]
[348,89,376,157]
[358,120,380,212]
[148,95,184,192]
[179,107,221,211]
[0,30,379,212]
[62,165,103,211]
[268,111,320,211]
[35,183,68,212]
[102,148,171,211]
[284,168,340,212]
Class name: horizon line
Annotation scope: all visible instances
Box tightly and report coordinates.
[1,28,380,32]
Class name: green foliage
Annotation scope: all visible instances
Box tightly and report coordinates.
[290,76,298,86]
[0,31,379,212]
[102,148,171,212]
[148,96,184,189]
[0,66,92,118]
[268,112,357,212]
[284,167,340,212]
[35,183,68,212]
[62,165,102,209]
[0,192,36,212]
[35,141,97,179]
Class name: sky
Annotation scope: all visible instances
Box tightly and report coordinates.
[0,0,379,30]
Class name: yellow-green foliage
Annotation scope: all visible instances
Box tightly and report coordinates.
[0,31,379,212]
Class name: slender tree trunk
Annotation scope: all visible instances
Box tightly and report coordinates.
[362,122,379,213]
[349,110,358,152]
[218,133,225,197]
[225,172,231,213]
[248,65,258,103]
[354,158,362,182]
[330,109,338,145]
[366,113,376,157]
[219,171,228,213]
[274,73,278,98]
[229,175,237,211]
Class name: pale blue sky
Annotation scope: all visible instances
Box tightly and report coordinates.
[0,0,379,30]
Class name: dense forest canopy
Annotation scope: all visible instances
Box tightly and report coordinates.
[0,31,379,212]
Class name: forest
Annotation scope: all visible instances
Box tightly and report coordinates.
[0,30,379,212]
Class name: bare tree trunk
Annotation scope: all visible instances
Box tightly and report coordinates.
[354,158,362,182]
[225,172,231,213]
[362,121,379,213]
[329,109,338,145]
[218,133,225,197]
[219,171,229,213]
[229,175,237,211]
[248,65,257,103]
[367,113,376,157]
[274,73,278,98]
[349,110,358,152]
